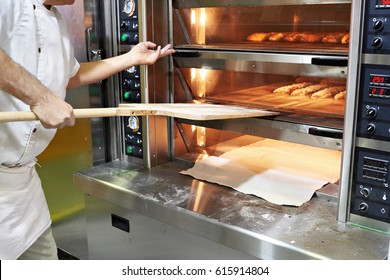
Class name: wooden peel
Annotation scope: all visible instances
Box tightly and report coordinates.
[0,103,278,123]
[117,103,278,120]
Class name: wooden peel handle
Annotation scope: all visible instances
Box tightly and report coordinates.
[0,108,120,123]
[0,104,277,123]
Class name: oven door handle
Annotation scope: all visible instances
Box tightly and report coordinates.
[173,51,201,57]
[311,57,348,67]
[308,127,343,139]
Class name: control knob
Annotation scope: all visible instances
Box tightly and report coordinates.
[366,107,378,119]
[126,66,137,75]
[358,202,369,213]
[122,0,136,17]
[373,20,385,32]
[366,123,376,134]
[360,187,371,198]
[123,79,130,87]
[372,37,383,49]
[120,21,128,30]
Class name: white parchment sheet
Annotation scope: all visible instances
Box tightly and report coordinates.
[180,138,341,206]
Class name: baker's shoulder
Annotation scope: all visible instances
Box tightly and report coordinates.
[0,0,36,37]
[0,0,25,26]
[1,0,24,13]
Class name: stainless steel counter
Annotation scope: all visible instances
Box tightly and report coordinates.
[74,160,390,260]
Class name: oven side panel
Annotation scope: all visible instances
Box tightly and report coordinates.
[118,0,172,167]
[340,0,390,233]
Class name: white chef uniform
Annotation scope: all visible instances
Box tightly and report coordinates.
[0,0,80,259]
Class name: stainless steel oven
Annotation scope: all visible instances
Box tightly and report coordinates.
[73,0,390,259]
[339,0,390,234]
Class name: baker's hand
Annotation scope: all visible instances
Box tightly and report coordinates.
[30,93,75,129]
[126,41,175,66]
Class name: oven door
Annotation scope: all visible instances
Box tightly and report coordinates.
[171,1,351,160]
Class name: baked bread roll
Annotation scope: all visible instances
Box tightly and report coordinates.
[273,82,313,95]
[247,32,274,42]
[291,84,328,96]
[300,33,324,43]
[311,86,346,99]
[322,32,347,44]
[341,33,350,44]
[268,32,286,42]
[283,32,301,42]
[334,90,346,100]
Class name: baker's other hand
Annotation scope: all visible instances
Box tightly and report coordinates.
[125,41,176,66]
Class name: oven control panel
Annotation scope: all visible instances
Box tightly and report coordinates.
[356,65,390,141]
[351,148,390,224]
[122,65,143,159]
[350,0,390,229]
[118,0,143,159]
[119,0,139,45]
[363,0,390,53]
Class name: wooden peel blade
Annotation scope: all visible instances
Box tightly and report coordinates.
[0,103,278,123]
[117,103,279,120]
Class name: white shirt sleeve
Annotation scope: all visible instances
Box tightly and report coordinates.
[52,7,80,80]
[0,0,22,44]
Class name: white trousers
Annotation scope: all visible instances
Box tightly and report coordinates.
[18,227,58,260]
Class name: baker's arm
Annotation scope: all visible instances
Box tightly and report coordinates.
[0,48,75,129]
[67,42,175,89]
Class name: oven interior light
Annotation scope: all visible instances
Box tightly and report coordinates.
[200,8,206,26]
[191,9,196,25]
[191,8,206,44]
[200,68,207,81]
[190,68,207,98]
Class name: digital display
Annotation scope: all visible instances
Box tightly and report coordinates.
[369,86,390,97]
[370,74,390,84]
[376,0,390,8]
[364,157,389,171]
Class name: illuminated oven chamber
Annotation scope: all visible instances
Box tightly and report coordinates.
[169,1,350,192]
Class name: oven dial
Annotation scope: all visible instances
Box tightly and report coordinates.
[372,37,383,49]
[358,202,369,213]
[123,0,136,17]
[360,187,371,198]
[366,123,376,134]
[127,116,139,132]
[373,19,385,32]
[366,107,378,119]
[120,21,128,30]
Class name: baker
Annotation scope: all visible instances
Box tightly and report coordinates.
[0,0,175,260]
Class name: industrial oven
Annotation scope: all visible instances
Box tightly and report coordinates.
[72,0,390,259]
[339,0,390,234]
